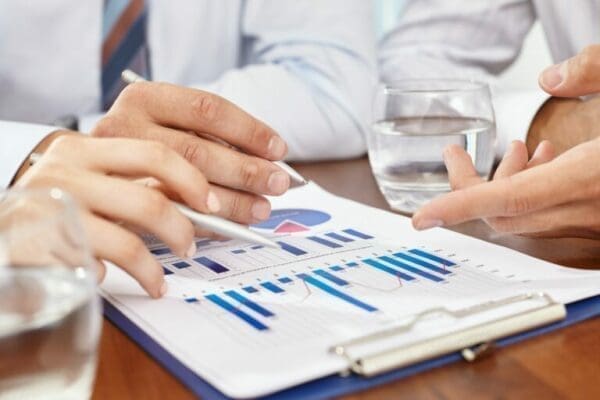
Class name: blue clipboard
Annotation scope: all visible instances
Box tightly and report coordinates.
[102,294,600,400]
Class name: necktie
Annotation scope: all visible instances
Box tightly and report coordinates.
[101,0,150,110]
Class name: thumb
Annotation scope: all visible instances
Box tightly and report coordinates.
[539,45,600,97]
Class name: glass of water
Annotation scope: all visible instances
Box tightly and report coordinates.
[368,79,496,213]
[0,189,101,400]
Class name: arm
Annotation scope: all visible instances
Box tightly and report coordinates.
[380,0,546,156]
[198,0,377,160]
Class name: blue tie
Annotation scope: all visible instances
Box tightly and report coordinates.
[101,0,150,110]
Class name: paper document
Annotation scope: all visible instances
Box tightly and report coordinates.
[101,183,600,399]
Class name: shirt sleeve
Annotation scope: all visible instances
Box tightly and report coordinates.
[194,0,377,161]
[0,120,56,188]
[379,0,541,157]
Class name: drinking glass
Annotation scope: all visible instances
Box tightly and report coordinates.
[0,189,101,400]
[368,79,496,213]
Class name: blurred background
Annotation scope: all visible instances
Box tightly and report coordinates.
[375,0,552,89]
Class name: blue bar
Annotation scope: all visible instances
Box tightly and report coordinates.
[205,294,269,331]
[150,247,171,255]
[342,228,374,239]
[224,291,275,318]
[173,261,190,269]
[330,266,344,272]
[185,297,198,303]
[277,241,307,256]
[307,236,343,249]
[346,262,359,267]
[162,267,173,275]
[393,253,451,275]
[363,259,415,281]
[314,269,348,286]
[243,286,258,294]
[408,249,456,267]
[196,239,212,247]
[379,256,444,282]
[251,245,264,250]
[194,256,229,273]
[325,232,354,243]
[261,282,284,293]
[297,274,377,312]
[232,249,246,254]
[278,277,293,284]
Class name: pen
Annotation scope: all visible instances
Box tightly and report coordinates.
[121,69,308,188]
[28,155,280,251]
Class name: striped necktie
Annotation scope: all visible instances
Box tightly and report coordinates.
[101,0,150,110]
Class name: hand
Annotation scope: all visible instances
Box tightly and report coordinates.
[91,82,291,225]
[527,45,600,154]
[15,133,218,297]
[412,139,600,239]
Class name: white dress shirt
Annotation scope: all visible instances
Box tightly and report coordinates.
[379,0,600,156]
[0,0,376,187]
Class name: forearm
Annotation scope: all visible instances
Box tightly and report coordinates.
[526,97,600,155]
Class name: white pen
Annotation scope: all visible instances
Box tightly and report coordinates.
[121,69,308,188]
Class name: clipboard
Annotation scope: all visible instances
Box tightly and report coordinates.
[102,293,600,400]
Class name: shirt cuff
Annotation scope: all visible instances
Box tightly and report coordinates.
[0,121,57,188]
[492,88,550,158]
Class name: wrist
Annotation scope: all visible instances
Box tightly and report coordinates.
[526,97,584,155]
[9,129,78,186]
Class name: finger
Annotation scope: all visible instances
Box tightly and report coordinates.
[209,185,272,224]
[486,200,600,238]
[142,179,271,225]
[539,45,600,97]
[443,145,483,190]
[412,155,584,229]
[132,127,290,195]
[84,214,166,298]
[46,167,196,258]
[526,140,556,169]
[112,82,287,160]
[493,141,529,179]
[46,136,218,214]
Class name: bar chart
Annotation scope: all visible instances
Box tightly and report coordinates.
[146,226,521,334]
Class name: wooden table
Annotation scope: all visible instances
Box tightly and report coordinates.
[92,158,600,400]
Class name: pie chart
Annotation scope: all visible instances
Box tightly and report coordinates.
[253,209,331,233]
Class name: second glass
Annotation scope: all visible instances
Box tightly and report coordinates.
[368,79,496,213]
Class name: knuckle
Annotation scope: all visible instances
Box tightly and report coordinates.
[92,115,125,138]
[572,49,598,83]
[181,141,209,167]
[47,134,79,153]
[191,92,220,123]
[145,141,172,165]
[118,81,150,103]
[488,217,516,234]
[139,190,171,221]
[503,194,532,216]
[118,234,147,266]
[227,192,245,219]
[239,159,260,187]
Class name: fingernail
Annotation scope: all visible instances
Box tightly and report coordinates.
[159,281,168,297]
[540,63,564,90]
[268,136,287,159]
[414,219,444,231]
[206,191,221,213]
[267,171,290,194]
[251,201,271,221]
[186,241,197,258]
